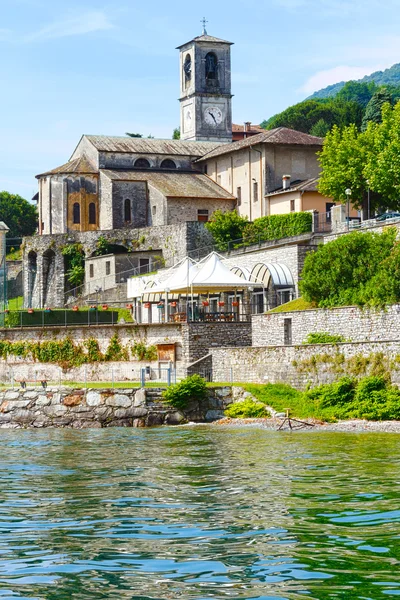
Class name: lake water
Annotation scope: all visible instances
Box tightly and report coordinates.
[0,427,399,599]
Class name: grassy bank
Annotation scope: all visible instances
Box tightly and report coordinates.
[236,377,400,422]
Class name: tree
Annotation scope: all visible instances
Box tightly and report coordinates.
[318,124,373,208]
[172,127,180,140]
[205,210,248,251]
[335,80,376,107]
[361,87,392,130]
[0,191,37,238]
[310,118,330,137]
[126,132,143,138]
[364,101,400,206]
[299,229,397,307]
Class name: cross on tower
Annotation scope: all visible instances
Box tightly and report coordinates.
[201,17,208,35]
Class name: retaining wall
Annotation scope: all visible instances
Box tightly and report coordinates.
[252,305,400,347]
[211,340,400,389]
[0,385,245,429]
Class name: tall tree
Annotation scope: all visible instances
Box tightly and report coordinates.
[0,191,37,238]
[318,124,373,208]
[364,102,400,206]
[361,87,392,130]
[172,127,180,139]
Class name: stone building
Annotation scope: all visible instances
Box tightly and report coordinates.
[23,26,329,309]
[196,127,324,221]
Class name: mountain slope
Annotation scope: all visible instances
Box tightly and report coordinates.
[308,63,400,100]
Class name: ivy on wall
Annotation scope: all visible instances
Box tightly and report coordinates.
[0,335,158,369]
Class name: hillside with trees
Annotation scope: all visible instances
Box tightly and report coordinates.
[308,63,400,100]
[261,81,400,136]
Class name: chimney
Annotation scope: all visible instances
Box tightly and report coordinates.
[282,175,291,190]
[243,122,251,139]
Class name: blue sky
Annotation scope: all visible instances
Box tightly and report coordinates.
[1,0,400,199]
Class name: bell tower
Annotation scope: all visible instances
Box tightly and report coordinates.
[177,22,233,143]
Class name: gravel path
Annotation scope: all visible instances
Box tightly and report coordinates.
[210,417,400,433]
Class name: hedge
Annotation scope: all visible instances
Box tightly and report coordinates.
[242,212,312,245]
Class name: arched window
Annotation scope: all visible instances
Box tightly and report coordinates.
[134,158,150,169]
[124,199,131,222]
[73,202,80,224]
[88,202,96,225]
[184,54,192,86]
[205,52,218,82]
[160,159,177,169]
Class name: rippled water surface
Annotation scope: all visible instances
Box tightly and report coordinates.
[0,427,399,599]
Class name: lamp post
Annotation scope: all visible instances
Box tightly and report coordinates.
[366,180,370,220]
[345,188,352,231]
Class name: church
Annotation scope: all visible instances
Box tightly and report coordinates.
[24,26,326,308]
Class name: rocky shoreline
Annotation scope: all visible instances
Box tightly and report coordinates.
[210,417,400,433]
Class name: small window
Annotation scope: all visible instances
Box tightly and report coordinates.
[124,199,131,222]
[160,159,176,169]
[253,181,258,202]
[290,199,295,212]
[152,205,156,216]
[88,202,96,224]
[106,261,111,276]
[198,209,209,222]
[134,158,150,169]
[73,202,80,224]
[284,318,292,345]
[89,264,94,278]
[237,186,242,206]
[204,164,208,175]
[139,258,150,274]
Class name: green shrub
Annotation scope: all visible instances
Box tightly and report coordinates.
[242,212,312,245]
[104,334,129,361]
[205,210,248,251]
[299,229,398,307]
[132,341,157,361]
[224,399,268,418]
[304,332,347,344]
[162,375,207,410]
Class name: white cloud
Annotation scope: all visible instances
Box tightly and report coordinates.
[299,64,387,95]
[25,10,114,42]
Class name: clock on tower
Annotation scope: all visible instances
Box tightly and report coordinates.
[177,25,233,143]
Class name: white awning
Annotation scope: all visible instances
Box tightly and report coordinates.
[250,262,294,288]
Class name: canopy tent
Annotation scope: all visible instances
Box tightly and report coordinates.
[149,257,200,295]
[127,275,159,299]
[186,252,256,293]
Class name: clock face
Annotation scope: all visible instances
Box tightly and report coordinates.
[204,106,223,127]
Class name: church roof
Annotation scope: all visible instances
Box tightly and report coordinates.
[176,34,233,49]
[84,135,222,157]
[36,155,98,178]
[196,127,323,161]
[100,170,235,199]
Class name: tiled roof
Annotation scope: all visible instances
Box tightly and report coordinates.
[101,170,235,200]
[267,177,320,196]
[232,123,264,133]
[177,34,233,49]
[84,135,223,157]
[36,155,98,178]
[196,127,323,161]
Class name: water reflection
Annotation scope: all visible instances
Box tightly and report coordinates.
[0,428,398,599]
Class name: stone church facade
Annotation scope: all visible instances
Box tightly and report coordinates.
[23,28,324,309]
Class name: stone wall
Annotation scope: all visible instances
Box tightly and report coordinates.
[0,385,244,428]
[252,304,400,347]
[211,340,400,389]
[23,221,214,307]
[0,321,252,382]
[182,321,252,363]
